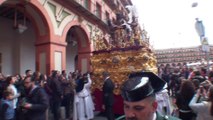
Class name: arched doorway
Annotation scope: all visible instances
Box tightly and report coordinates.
[0,3,36,75]
[66,28,78,73]
[65,25,91,74]
[0,1,51,75]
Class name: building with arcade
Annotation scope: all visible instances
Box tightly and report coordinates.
[154,45,213,67]
[0,0,166,116]
[1,0,155,115]
[0,0,133,75]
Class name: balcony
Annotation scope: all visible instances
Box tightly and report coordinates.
[63,0,109,31]
[103,0,117,10]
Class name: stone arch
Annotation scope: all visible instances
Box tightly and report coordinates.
[160,64,165,67]
[61,20,91,50]
[0,0,54,40]
[172,63,176,67]
[166,63,170,68]
[177,62,182,66]
[0,0,56,74]
[28,0,54,39]
[63,21,92,73]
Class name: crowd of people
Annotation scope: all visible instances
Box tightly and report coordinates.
[0,69,95,120]
[0,64,213,120]
[158,65,213,120]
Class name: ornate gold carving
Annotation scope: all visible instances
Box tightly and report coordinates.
[91,48,157,95]
[90,5,157,95]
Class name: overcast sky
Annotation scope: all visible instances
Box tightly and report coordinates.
[132,0,213,50]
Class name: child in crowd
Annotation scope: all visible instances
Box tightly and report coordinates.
[0,91,15,120]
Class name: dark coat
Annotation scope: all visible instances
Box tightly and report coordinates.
[24,87,49,120]
[192,75,205,83]
[49,77,63,102]
[176,91,194,111]
[176,91,196,120]
[0,80,7,99]
[75,78,85,93]
[103,78,115,106]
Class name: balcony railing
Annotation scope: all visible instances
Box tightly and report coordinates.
[65,0,109,30]
[103,0,117,10]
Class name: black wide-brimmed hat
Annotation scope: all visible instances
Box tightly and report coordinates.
[121,71,166,102]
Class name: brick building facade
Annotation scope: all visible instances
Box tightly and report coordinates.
[0,0,132,75]
[154,45,213,67]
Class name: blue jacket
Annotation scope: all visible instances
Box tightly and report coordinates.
[0,99,15,120]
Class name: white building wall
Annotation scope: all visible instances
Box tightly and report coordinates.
[0,17,35,75]
[0,17,16,75]
[54,51,62,72]
[39,52,46,74]
[19,24,36,75]
[66,44,78,73]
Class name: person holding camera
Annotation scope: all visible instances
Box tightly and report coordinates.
[189,85,213,120]
[73,73,94,120]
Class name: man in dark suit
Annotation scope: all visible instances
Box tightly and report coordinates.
[119,71,180,120]
[22,76,49,120]
[102,71,115,120]
[49,70,63,120]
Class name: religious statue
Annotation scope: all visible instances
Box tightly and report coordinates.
[107,10,133,48]
[125,5,143,46]
[94,33,108,51]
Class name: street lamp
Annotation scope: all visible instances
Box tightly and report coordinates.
[192,2,210,73]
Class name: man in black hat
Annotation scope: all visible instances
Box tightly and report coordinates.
[102,71,115,120]
[120,71,180,120]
